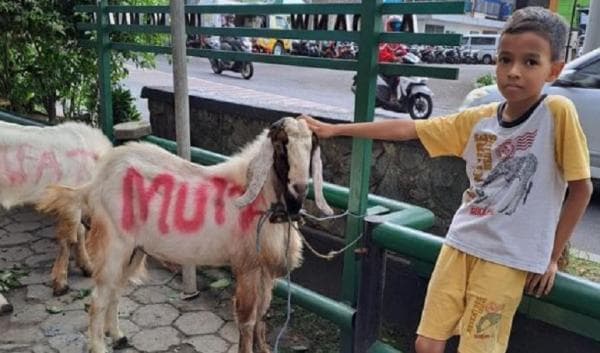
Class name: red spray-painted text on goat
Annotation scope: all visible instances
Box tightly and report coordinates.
[120,167,263,235]
[0,144,99,186]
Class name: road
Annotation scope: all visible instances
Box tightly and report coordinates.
[125,56,495,120]
[123,56,599,257]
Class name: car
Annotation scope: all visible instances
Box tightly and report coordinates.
[461,34,500,65]
[254,14,292,55]
[461,47,600,183]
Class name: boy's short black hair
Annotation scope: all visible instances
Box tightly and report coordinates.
[501,6,569,61]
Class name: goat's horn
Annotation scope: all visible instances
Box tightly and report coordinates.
[235,139,273,208]
[311,145,333,215]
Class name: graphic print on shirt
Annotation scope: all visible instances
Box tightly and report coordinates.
[469,130,538,216]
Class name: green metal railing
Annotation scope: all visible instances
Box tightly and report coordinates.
[372,223,600,342]
[73,3,463,351]
[143,134,435,342]
[0,1,594,352]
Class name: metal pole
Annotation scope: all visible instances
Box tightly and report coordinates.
[170,0,197,298]
[565,0,578,62]
[98,0,113,140]
[582,0,600,54]
[341,0,382,351]
[353,220,386,353]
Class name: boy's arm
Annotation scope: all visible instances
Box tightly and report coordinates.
[526,178,593,297]
[299,115,417,141]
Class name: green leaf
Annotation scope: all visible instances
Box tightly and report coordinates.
[74,288,92,300]
[0,269,26,292]
[46,305,63,314]
[209,278,231,290]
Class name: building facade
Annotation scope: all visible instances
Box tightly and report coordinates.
[414,0,515,34]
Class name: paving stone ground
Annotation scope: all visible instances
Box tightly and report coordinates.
[0,206,249,353]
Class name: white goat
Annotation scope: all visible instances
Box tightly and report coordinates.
[38,117,332,353]
[0,121,112,295]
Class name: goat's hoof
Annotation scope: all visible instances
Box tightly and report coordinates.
[53,284,69,296]
[112,336,129,349]
[0,303,13,315]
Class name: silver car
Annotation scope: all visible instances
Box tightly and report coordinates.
[461,48,600,183]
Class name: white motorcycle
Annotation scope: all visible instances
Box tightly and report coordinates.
[352,72,433,119]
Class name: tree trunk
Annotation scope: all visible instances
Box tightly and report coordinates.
[45,94,57,124]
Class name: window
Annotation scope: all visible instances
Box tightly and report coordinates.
[425,24,444,34]
[557,59,600,89]
[471,37,497,45]
[580,59,600,76]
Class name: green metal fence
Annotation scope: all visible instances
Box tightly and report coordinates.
[73,2,464,351]
[1,1,598,352]
[74,0,600,351]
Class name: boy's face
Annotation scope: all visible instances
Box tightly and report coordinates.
[496,32,564,108]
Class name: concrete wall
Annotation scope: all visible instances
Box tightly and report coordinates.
[142,86,600,353]
[142,85,467,235]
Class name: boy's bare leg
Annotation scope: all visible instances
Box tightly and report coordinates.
[415,335,446,353]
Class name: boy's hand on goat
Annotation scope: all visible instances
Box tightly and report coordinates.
[525,260,558,298]
[298,115,337,139]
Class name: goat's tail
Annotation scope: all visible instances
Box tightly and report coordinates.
[36,185,87,244]
[36,185,85,224]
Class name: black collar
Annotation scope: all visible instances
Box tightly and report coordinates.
[497,94,547,128]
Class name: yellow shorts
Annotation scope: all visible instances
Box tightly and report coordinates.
[417,244,528,353]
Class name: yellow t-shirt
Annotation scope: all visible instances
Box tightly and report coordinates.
[415,95,590,273]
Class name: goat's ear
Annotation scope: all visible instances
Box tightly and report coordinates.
[311,135,333,215]
[234,138,273,208]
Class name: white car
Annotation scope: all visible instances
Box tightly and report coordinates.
[461,48,600,183]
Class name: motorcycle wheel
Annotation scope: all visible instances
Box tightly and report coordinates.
[241,62,254,80]
[408,93,433,120]
[210,60,222,74]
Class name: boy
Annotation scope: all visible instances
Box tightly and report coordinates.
[301,7,592,353]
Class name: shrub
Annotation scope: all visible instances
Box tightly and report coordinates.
[0,0,167,125]
[475,73,496,88]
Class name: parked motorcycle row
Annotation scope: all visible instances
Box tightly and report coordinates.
[288,41,490,65]
[290,40,358,59]
[409,45,484,64]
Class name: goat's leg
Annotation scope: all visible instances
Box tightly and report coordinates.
[254,275,275,353]
[89,284,111,353]
[103,249,144,349]
[73,223,93,277]
[234,269,260,353]
[51,213,83,296]
[104,287,128,349]
[87,216,134,353]
[51,232,71,296]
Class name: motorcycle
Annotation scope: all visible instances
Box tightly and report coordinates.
[292,40,320,57]
[352,48,433,119]
[207,36,254,80]
[351,69,433,119]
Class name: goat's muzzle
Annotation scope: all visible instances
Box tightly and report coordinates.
[269,201,303,223]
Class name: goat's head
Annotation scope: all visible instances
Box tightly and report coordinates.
[235,117,333,218]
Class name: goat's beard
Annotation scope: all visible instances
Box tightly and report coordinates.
[273,177,304,217]
[282,190,304,216]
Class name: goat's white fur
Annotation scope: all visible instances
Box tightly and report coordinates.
[0,121,111,207]
[38,117,332,353]
[0,121,112,295]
